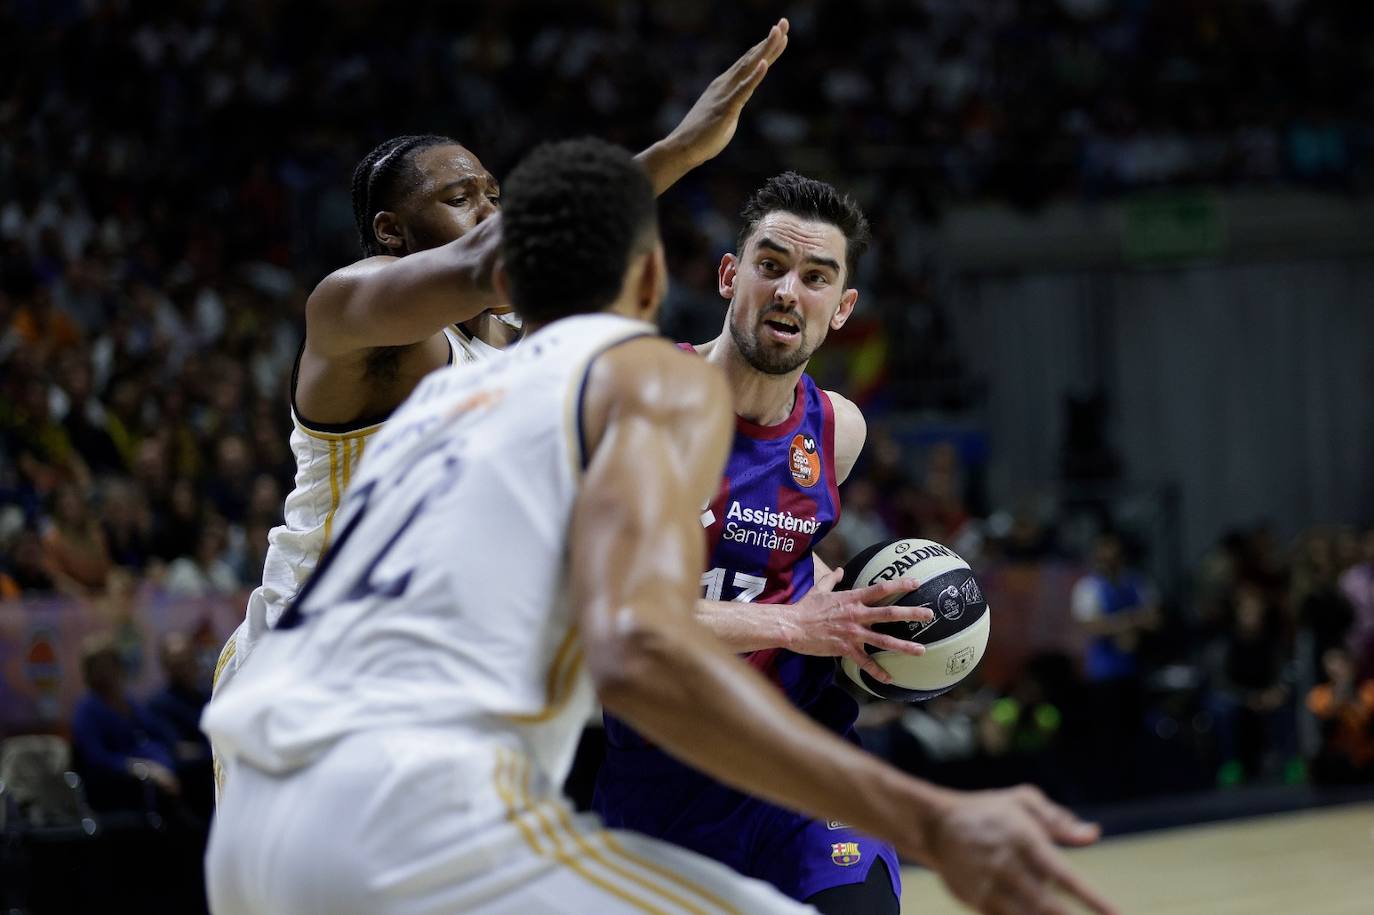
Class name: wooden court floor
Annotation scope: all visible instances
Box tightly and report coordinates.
[899,802,1374,914]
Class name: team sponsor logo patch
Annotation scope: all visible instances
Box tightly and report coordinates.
[790,433,821,487]
[831,841,862,866]
[825,819,851,831]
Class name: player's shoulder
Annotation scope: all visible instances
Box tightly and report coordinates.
[584,336,729,425]
[821,388,866,439]
[307,256,397,311]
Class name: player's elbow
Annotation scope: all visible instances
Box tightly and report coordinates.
[583,611,677,712]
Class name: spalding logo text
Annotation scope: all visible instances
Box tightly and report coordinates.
[866,543,956,584]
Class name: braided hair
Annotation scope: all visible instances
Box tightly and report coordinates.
[350,134,458,257]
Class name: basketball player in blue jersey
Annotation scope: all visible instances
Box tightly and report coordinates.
[205,138,1118,915]
[209,21,793,745]
[596,173,1112,914]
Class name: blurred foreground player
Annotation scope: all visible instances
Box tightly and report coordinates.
[598,173,1113,915]
[208,22,793,784]
[204,142,1117,915]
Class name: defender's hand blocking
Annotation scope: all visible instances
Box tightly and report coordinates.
[781,566,933,684]
[927,786,1118,915]
[660,19,789,172]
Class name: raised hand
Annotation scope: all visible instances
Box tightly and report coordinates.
[925,786,1118,915]
[637,19,790,193]
[781,566,932,684]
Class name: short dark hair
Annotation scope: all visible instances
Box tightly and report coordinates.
[500,138,657,323]
[351,134,457,257]
[736,172,871,283]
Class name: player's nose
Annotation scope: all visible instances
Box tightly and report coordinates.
[474,197,498,224]
[773,271,801,307]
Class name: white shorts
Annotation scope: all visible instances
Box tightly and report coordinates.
[206,729,814,915]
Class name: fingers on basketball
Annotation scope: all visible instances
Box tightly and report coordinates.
[848,648,892,684]
[864,632,925,656]
[814,565,844,594]
[854,576,920,607]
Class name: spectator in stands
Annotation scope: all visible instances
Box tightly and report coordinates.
[147,632,214,817]
[70,635,180,812]
[100,478,155,573]
[163,514,240,597]
[1306,646,1374,785]
[826,476,892,567]
[1071,531,1159,798]
[1340,526,1374,679]
[1291,529,1354,683]
[1208,584,1296,784]
[0,526,59,597]
[1072,532,1160,684]
[40,482,110,596]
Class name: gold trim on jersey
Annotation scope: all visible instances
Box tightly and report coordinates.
[209,637,238,800]
[496,750,740,915]
[494,751,665,914]
[504,626,584,724]
[323,438,341,545]
[292,420,386,443]
[314,426,379,547]
[211,635,238,692]
[597,832,741,915]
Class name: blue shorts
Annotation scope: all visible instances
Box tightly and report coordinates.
[593,758,901,904]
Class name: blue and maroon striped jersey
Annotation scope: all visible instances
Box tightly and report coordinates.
[603,360,857,756]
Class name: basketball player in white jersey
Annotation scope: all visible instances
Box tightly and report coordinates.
[209,21,793,740]
[203,139,1118,915]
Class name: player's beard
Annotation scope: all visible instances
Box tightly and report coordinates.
[728,303,819,375]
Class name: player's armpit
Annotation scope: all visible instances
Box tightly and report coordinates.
[305,215,503,356]
[823,389,867,484]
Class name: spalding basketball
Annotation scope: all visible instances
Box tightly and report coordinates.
[837,539,990,701]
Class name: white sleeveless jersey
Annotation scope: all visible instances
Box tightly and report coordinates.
[203,313,653,789]
[218,325,476,690]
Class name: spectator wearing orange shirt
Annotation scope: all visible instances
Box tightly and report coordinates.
[1307,647,1374,785]
[40,483,111,595]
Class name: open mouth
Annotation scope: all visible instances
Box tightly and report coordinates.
[762,314,802,340]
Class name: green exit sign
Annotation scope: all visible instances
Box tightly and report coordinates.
[1123,192,1227,263]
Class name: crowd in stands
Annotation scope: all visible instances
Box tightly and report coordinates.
[2,0,1373,824]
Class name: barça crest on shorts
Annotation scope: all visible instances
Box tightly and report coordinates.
[830,841,861,866]
[789,433,821,487]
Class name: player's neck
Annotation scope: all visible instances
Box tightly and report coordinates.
[704,335,805,427]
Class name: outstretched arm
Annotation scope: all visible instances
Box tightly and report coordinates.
[305,214,502,356]
[306,20,788,355]
[635,19,789,195]
[571,339,1117,915]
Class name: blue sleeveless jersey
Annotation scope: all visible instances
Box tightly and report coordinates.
[595,361,903,904]
[601,366,856,754]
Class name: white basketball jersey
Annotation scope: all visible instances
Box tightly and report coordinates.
[221,325,475,686]
[203,313,653,791]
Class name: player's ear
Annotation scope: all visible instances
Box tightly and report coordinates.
[718,253,738,302]
[373,211,406,254]
[830,287,858,331]
[633,242,667,323]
